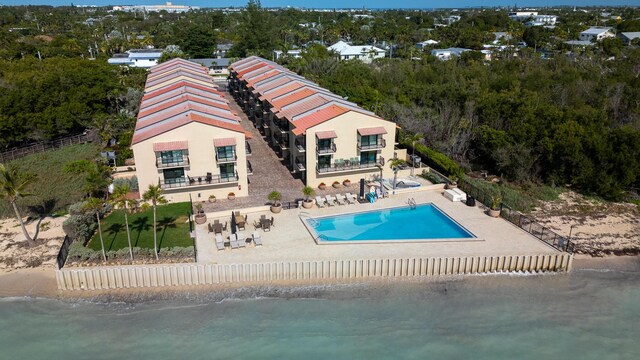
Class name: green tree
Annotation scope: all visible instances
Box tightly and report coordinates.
[0,164,37,246]
[110,184,135,261]
[84,197,107,263]
[142,184,167,260]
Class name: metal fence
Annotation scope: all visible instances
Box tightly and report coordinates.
[0,132,95,163]
[458,179,575,253]
[56,236,73,269]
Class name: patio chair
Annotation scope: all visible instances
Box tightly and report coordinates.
[252,232,263,246]
[229,233,240,249]
[325,195,336,206]
[335,194,347,205]
[208,223,214,233]
[345,192,356,204]
[215,234,225,251]
[315,195,326,208]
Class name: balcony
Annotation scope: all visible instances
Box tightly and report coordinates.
[156,156,189,168]
[316,143,336,154]
[247,160,253,175]
[159,172,239,190]
[357,138,386,150]
[245,141,252,156]
[295,139,306,152]
[273,136,289,150]
[295,158,306,171]
[316,156,385,174]
[216,153,237,164]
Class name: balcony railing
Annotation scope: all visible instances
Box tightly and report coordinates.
[295,140,306,152]
[216,153,237,163]
[247,160,253,175]
[245,141,252,156]
[156,157,189,168]
[316,156,385,174]
[357,138,386,150]
[274,136,289,150]
[316,143,337,154]
[159,172,239,190]
[295,158,306,171]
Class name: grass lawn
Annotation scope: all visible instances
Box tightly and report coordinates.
[0,143,100,218]
[88,202,194,252]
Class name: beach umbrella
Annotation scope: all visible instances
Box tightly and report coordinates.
[230,211,237,234]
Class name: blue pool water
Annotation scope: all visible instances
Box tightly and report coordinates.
[308,204,475,241]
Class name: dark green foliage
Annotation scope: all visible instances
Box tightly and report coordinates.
[401,139,464,178]
[113,176,139,192]
[62,200,112,244]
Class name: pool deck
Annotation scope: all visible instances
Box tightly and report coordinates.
[194,187,559,265]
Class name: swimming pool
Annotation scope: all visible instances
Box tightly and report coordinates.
[305,203,476,243]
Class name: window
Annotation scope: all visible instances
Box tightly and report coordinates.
[317,139,332,150]
[163,168,185,185]
[318,155,331,169]
[159,150,184,165]
[216,146,235,161]
[360,151,376,165]
[359,135,378,147]
[219,163,235,179]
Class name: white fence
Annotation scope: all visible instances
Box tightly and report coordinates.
[56,254,573,291]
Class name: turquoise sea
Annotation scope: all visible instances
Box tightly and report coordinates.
[1,268,639,359]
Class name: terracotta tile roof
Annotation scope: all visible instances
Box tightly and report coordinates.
[138,94,233,118]
[137,102,237,127]
[271,88,317,110]
[153,141,188,152]
[276,95,330,120]
[147,67,208,82]
[291,105,350,136]
[315,130,337,139]
[237,63,269,77]
[229,56,262,71]
[150,58,203,73]
[246,70,282,87]
[145,77,215,93]
[141,88,227,110]
[259,82,303,102]
[358,126,388,136]
[213,138,237,147]
[145,71,211,87]
[142,81,225,101]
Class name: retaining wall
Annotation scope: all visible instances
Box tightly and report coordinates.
[55,253,573,291]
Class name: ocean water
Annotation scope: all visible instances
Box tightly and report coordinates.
[310,204,474,241]
[1,269,639,359]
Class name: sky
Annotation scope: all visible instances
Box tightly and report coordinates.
[1,1,639,9]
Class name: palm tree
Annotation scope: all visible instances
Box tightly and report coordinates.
[405,132,424,176]
[0,164,37,246]
[84,197,107,263]
[110,184,135,261]
[388,158,406,191]
[142,184,166,260]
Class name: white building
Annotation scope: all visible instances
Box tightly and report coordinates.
[431,48,470,61]
[619,32,640,45]
[327,41,386,63]
[415,40,439,50]
[107,49,164,68]
[273,49,302,60]
[509,12,557,26]
[579,27,615,42]
[113,2,198,13]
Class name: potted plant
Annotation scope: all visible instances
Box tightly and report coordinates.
[194,203,207,224]
[318,182,326,190]
[208,194,216,203]
[268,190,282,213]
[343,179,351,187]
[302,186,315,209]
[332,180,341,188]
[227,192,236,200]
[488,195,501,218]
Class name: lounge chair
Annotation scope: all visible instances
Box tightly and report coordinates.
[345,192,356,204]
[335,194,347,205]
[252,232,263,246]
[236,232,247,248]
[229,233,240,249]
[215,234,225,251]
[325,195,336,206]
[315,195,326,208]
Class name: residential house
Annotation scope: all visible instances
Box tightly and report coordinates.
[113,2,198,13]
[107,48,164,68]
[273,49,303,60]
[228,56,397,188]
[579,27,615,42]
[132,58,250,202]
[415,40,439,50]
[188,58,231,77]
[327,41,386,63]
[508,12,557,26]
[619,32,640,45]
[431,48,471,60]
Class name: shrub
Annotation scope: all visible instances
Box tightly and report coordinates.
[113,176,139,192]
[402,140,463,178]
[63,214,97,244]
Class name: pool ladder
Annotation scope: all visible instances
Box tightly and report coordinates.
[407,198,417,210]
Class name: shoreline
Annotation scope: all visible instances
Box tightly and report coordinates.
[1,255,638,300]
